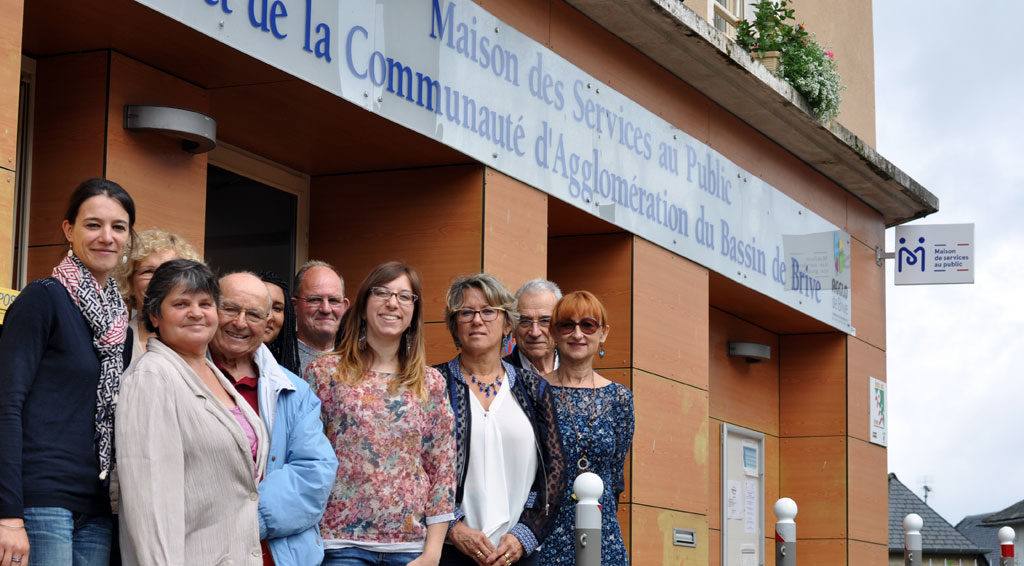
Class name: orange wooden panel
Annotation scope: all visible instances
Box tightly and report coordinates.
[0,170,12,284]
[633,237,709,388]
[617,502,631,560]
[547,233,631,369]
[0,0,24,169]
[848,438,888,545]
[707,418,721,528]
[849,539,888,566]
[797,538,847,565]
[847,336,885,443]
[709,272,834,335]
[632,370,709,513]
[780,333,847,437]
[846,193,885,252]
[105,52,210,256]
[779,436,847,540]
[310,165,485,324]
[474,0,551,47]
[764,433,780,527]
[482,168,547,293]
[425,321,459,367]
[547,0,712,143]
[709,308,780,434]
[631,504,709,566]
[763,536,776,566]
[25,244,64,281]
[29,52,107,247]
[850,238,886,350]
[596,367,634,504]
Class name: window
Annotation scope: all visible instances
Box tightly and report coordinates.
[12,56,37,289]
[710,0,754,39]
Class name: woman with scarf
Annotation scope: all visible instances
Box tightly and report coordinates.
[0,179,135,566]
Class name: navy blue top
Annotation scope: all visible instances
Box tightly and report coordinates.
[0,278,110,518]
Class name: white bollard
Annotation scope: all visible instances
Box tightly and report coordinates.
[774,498,797,566]
[998,526,1015,566]
[903,513,923,566]
[574,472,603,566]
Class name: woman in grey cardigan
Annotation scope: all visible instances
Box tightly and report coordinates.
[116,259,268,565]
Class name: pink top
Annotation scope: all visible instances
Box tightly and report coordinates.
[229,406,259,479]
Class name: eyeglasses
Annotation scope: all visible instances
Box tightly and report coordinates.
[219,302,270,325]
[517,316,552,329]
[456,307,505,322]
[555,317,602,335]
[369,287,418,304]
[295,295,346,309]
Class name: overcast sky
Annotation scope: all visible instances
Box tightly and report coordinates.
[874,1,1024,526]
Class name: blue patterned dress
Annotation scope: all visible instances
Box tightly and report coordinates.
[537,382,634,565]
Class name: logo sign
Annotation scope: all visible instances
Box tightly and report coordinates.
[894,223,974,285]
[0,287,20,325]
[869,377,886,446]
[134,0,854,333]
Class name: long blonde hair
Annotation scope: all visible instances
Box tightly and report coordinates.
[331,262,428,401]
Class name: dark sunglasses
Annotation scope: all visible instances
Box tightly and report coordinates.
[555,317,602,335]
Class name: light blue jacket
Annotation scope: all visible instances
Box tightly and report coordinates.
[253,344,338,566]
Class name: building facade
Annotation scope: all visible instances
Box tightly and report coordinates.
[0,0,937,563]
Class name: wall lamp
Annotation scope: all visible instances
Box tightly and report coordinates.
[123,105,217,154]
[727,341,771,363]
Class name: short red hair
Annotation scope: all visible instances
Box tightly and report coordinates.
[552,290,609,327]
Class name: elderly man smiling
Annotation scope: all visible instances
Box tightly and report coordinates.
[209,272,338,566]
[504,278,562,375]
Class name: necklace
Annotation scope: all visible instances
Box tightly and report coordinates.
[555,370,603,474]
[467,370,503,398]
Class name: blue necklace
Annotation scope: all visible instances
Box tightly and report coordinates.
[468,371,503,398]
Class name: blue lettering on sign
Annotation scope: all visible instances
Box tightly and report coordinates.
[790,257,822,303]
[685,146,732,205]
[897,236,926,273]
[430,0,519,86]
[205,0,232,14]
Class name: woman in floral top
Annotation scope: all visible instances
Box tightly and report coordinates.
[310,262,455,566]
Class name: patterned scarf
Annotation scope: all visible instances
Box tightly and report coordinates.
[52,253,128,481]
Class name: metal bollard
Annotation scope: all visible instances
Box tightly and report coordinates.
[903,513,923,566]
[998,526,1015,566]
[774,498,797,566]
[574,472,603,566]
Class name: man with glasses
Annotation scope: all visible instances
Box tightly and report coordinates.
[504,279,562,376]
[292,260,350,378]
[209,272,337,566]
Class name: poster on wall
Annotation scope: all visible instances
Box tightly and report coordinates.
[870,377,887,446]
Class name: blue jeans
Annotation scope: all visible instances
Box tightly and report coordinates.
[323,547,420,566]
[23,507,112,566]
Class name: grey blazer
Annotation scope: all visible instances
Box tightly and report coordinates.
[116,338,269,566]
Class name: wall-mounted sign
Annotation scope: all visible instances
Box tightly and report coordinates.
[869,376,887,446]
[135,0,855,333]
[0,287,19,325]
[894,223,974,285]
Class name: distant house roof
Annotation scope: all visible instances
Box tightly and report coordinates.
[888,473,989,555]
[957,513,1001,566]
[981,499,1024,525]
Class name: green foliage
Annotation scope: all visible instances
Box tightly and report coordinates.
[733,0,844,121]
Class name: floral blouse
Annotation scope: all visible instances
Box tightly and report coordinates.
[311,358,456,546]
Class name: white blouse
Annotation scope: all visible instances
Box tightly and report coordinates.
[461,379,539,546]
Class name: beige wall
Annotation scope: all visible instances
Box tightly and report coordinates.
[0,0,24,286]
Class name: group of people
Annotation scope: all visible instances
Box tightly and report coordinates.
[0,179,635,566]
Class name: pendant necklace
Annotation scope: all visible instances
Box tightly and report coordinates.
[467,370,503,398]
[556,370,602,474]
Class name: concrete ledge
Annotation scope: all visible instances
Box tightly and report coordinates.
[563,0,938,227]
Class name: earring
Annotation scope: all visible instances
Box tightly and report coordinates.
[599,348,605,358]
[67,246,74,258]
[358,323,367,350]
[121,253,128,264]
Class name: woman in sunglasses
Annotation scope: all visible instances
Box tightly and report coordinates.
[537,290,634,566]
[310,262,456,566]
[434,274,565,566]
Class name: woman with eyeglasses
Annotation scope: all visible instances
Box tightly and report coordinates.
[310,262,456,566]
[433,274,565,566]
[537,291,633,566]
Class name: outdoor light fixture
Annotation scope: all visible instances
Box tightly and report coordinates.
[727,341,771,363]
[123,105,217,154]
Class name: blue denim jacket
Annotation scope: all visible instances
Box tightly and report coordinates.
[253,344,339,566]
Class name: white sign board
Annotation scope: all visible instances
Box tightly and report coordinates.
[134,0,854,333]
[869,376,887,446]
[894,223,974,285]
